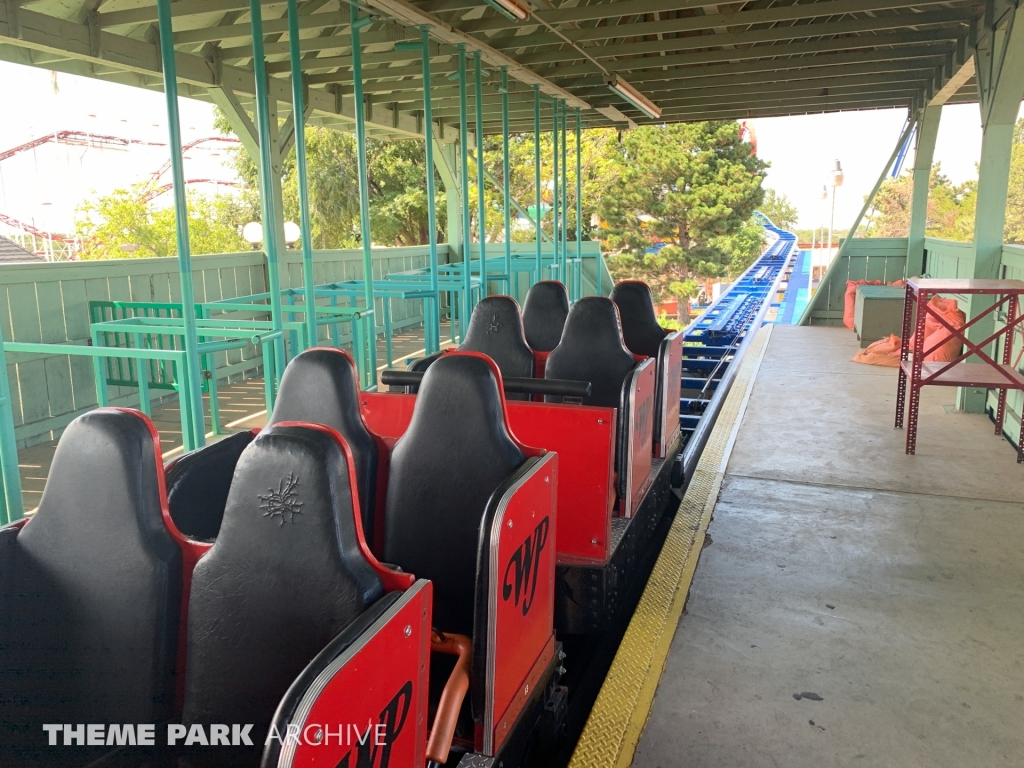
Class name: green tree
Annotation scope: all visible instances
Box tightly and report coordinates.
[1007,119,1024,244]
[865,163,970,240]
[218,113,446,248]
[484,128,621,244]
[599,122,768,319]
[759,188,799,231]
[75,181,250,259]
[866,121,1024,244]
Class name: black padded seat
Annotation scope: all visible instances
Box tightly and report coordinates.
[461,296,535,398]
[544,297,637,409]
[522,280,570,351]
[611,280,668,358]
[267,347,379,541]
[166,429,255,541]
[182,425,384,760]
[383,354,525,638]
[0,409,181,762]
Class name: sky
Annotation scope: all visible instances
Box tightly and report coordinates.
[747,102,1024,230]
[0,59,1020,238]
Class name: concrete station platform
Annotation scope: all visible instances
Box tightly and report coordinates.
[632,325,1024,768]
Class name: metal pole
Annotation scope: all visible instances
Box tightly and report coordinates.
[502,68,512,300]
[560,101,568,292]
[474,52,487,297]
[827,187,837,267]
[287,0,317,349]
[351,7,378,384]
[157,0,205,447]
[534,85,542,283]
[458,45,472,340]
[808,226,816,299]
[0,333,23,522]
[575,108,583,298]
[249,0,286,395]
[420,29,440,353]
[552,99,559,282]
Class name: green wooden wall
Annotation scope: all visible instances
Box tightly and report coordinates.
[1,245,450,449]
[802,238,909,326]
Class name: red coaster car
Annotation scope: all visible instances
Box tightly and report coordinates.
[376,283,684,634]
[168,349,561,766]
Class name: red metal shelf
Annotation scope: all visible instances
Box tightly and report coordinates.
[895,279,1024,462]
[899,361,1024,389]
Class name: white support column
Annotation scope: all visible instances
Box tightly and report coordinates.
[435,138,462,262]
[906,104,942,278]
[960,5,1024,412]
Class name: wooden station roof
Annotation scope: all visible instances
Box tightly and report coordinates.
[0,0,1005,139]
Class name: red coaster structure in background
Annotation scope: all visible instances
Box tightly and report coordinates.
[895,278,1024,462]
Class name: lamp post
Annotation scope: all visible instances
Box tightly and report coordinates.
[243,221,263,251]
[283,221,301,249]
[826,159,844,265]
[810,185,827,297]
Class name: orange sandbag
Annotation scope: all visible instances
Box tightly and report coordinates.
[922,296,966,362]
[852,334,901,367]
[843,280,883,330]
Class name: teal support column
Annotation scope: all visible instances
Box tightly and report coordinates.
[286,0,317,349]
[474,51,488,296]
[157,0,205,446]
[0,333,23,522]
[421,31,440,353]
[534,85,542,282]
[351,8,378,385]
[457,45,472,339]
[960,6,1024,412]
[552,99,560,281]
[395,33,440,353]
[906,104,942,278]
[575,108,583,298]
[501,68,513,299]
[250,0,286,395]
[560,101,568,290]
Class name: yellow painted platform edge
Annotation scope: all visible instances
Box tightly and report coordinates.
[569,324,773,768]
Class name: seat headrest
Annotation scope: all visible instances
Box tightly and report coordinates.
[383,353,524,638]
[199,426,382,605]
[522,280,570,351]
[267,347,379,542]
[460,296,535,390]
[544,297,636,408]
[22,409,174,560]
[406,353,517,448]
[610,280,668,358]
[182,425,384,741]
[0,408,181,729]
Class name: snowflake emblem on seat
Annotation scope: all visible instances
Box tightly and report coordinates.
[259,473,303,525]
[488,314,502,333]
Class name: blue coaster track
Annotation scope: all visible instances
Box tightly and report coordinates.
[677,215,799,442]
